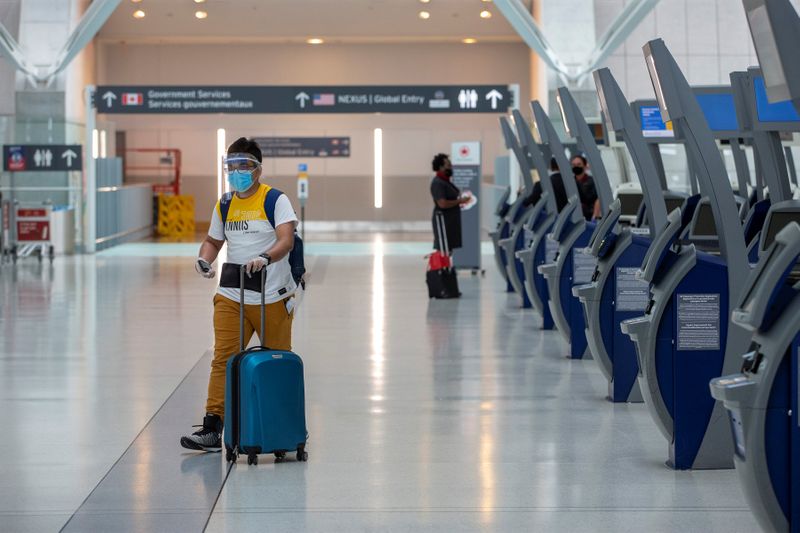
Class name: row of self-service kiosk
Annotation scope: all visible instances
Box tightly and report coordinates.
[489,0,800,530]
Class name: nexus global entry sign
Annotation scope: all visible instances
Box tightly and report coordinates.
[94,85,518,114]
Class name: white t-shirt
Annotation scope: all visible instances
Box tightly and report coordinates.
[209,184,298,305]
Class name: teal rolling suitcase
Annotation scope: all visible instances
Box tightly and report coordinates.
[223,265,308,465]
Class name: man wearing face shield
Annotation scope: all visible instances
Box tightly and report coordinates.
[180,137,298,452]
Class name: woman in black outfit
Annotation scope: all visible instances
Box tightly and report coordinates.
[430,153,468,253]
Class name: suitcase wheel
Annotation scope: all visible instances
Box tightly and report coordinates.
[296,444,308,462]
[274,451,286,462]
[247,452,258,466]
[225,447,236,463]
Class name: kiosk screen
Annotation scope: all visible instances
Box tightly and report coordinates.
[696,92,740,133]
[618,193,643,216]
[754,77,800,125]
[692,203,717,237]
[664,197,685,214]
[639,105,674,138]
[762,211,800,250]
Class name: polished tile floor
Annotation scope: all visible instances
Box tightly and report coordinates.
[0,235,759,532]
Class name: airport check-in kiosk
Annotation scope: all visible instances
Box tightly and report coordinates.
[676,87,750,252]
[534,100,597,359]
[627,100,690,233]
[708,2,800,528]
[498,115,554,319]
[512,110,561,330]
[492,118,536,294]
[555,87,615,249]
[498,108,571,311]
[572,67,672,402]
[616,184,645,226]
[710,221,800,533]
[620,39,752,470]
[489,186,512,277]
[732,68,798,263]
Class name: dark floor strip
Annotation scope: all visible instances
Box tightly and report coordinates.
[202,460,234,532]
[60,351,231,533]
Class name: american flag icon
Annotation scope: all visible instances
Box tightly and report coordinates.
[122,93,143,106]
[312,93,335,106]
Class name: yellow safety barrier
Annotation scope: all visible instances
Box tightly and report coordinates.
[156,194,196,237]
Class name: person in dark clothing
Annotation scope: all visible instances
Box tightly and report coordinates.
[571,154,601,220]
[523,157,568,212]
[430,153,468,252]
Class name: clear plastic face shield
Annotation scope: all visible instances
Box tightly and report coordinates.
[223,153,261,192]
[223,153,261,174]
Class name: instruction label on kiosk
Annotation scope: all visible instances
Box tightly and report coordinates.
[677,293,720,351]
[615,267,650,311]
[572,249,595,284]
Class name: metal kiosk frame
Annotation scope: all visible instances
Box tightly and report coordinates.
[572,68,672,402]
[534,101,597,360]
[496,117,537,306]
[620,39,751,470]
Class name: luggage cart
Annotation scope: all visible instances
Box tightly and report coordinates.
[12,203,54,264]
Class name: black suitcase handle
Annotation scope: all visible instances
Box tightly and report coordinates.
[230,264,268,458]
[239,265,267,351]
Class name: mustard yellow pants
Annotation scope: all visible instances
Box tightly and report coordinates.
[205,293,293,418]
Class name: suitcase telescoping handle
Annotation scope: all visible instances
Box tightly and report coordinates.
[436,210,451,259]
[239,264,267,351]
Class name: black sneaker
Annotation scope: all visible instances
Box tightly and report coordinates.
[180,414,222,452]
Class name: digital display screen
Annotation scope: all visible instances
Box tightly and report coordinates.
[618,192,643,216]
[692,203,717,237]
[696,93,739,132]
[589,123,606,145]
[664,197,685,213]
[640,105,674,138]
[754,76,800,124]
[762,211,800,250]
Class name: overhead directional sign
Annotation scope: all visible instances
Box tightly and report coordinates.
[253,137,350,158]
[94,85,516,114]
[3,144,83,172]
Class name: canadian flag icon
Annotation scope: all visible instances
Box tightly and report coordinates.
[122,93,143,106]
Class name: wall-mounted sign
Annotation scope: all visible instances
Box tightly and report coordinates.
[253,137,350,158]
[3,144,83,172]
[94,85,515,114]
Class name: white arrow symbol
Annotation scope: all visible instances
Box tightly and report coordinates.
[486,89,503,110]
[295,92,310,109]
[62,149,78,167]
[102,91,117,108]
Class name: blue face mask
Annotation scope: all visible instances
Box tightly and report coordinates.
[227,170,254,192]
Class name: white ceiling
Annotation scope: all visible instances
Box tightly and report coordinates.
[99,0,524,43]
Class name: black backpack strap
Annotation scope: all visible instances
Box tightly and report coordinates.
[219,192,233,238]
[263,187,283,229]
